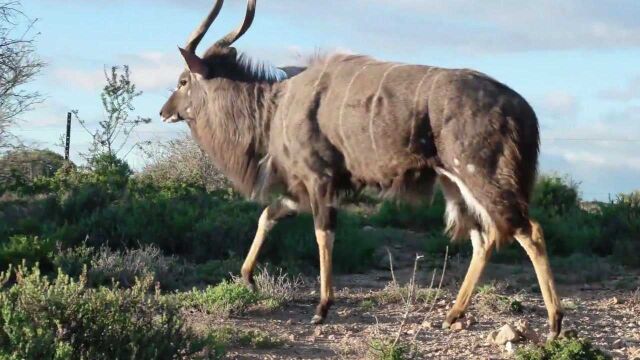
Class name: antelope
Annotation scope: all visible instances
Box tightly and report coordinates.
[159,0,563,338]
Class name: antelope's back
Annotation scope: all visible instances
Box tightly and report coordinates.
[278,54,445,182]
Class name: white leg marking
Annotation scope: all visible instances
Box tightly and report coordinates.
[408,67,434,150]
[338,62,375,163]
[469,228,489,255]
[281,198,299,212]
[444,199,461,235]
[436,167,494,234]
[369,64,409,158]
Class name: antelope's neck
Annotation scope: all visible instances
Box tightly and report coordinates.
[187,80,284,196]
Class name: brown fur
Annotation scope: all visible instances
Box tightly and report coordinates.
[160,0,562,335]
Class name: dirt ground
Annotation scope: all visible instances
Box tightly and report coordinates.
[188,235,640,360]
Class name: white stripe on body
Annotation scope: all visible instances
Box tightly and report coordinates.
[407,67,434,151]
[368,64,410,159]
[337,62,375,167]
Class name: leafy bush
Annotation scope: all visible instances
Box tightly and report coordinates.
[87,245,191,289]
[0,148,66,194]
[0,264,205,359]
[369,338,408,360]
[0,235,54,271]
[207,326,283,350]
[179,280,260,316]
[531,175,580,216]
[515,338,610,360]
[370,191,446,232]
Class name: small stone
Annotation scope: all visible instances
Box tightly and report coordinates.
[328,334,336,341]
[466,314,477,325]
[492,324,521,345]
[505,341,516,353]
[288,334,296,341]
[450,322,466,331]
[515,319,541,343]
[611,297,624,305]
[362,225,375,231]
[487,330,499,344]
[422,321,433,329]
[612,339,625,349]
[285,319,293,326]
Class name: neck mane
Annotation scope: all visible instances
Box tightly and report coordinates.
[188,78,284,199]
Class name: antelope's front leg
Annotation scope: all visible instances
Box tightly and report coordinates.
[310,205,337,325]
[241,198,297,291]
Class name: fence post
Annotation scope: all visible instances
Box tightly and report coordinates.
[65,112,71,160]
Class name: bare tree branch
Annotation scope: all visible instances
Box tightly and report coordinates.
[0,1,44,151]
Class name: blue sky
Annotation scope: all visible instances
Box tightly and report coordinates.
[14,0,640,200]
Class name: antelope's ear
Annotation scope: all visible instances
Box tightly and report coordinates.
[179,47,208,77]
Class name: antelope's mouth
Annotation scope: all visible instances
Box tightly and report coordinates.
[162,114,183,123]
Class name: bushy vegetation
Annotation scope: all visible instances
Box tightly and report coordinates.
[515,338,610,360]
[0,264,208,359]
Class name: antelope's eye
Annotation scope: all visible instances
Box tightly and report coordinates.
[180,79,187,87]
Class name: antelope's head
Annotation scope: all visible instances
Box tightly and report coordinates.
[160,0,256,123]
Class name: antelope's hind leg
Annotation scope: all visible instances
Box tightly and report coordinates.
[438,175,496,328]
[308,181,337,325]
[241,198,298,291]
[443,228,495,328]
[514,220,563,339]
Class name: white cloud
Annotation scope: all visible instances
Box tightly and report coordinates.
[51,51,183,94]
[53,68,104,91]
[599,76,640,101]
[538,91,580,119]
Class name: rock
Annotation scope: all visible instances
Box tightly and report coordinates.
[505,341,516,353]
[612,339,625,349]
[515,319,541,343]
[491,324,521,345]
[362,225,375,232]
[450,322,466,331]
[487,330,500,344]
[610,297,624,305]
[422,320,434,329]
[285,319,293,326]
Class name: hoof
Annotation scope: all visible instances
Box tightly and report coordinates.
[443,309,463,330]
[311,315,325,325]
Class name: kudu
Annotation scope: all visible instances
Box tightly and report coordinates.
[160,0,563,338]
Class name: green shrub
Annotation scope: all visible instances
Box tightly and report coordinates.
[194,258,243,285]
[207,326,283,349]
[369,339,408,360]
[179,280,260,316]
[265,211,379,274]
[531,175,580,216]
[515,338,610,360]
[0,235,54,271]
[87,245,191,290]
[370,191,446,232]
[0,264,204,359]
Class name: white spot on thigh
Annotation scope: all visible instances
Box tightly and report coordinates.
[467,164,476,173]
[187,90,191,96]
[454,158,460,166]
[435,167,494,233]
[186,107,192,114]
